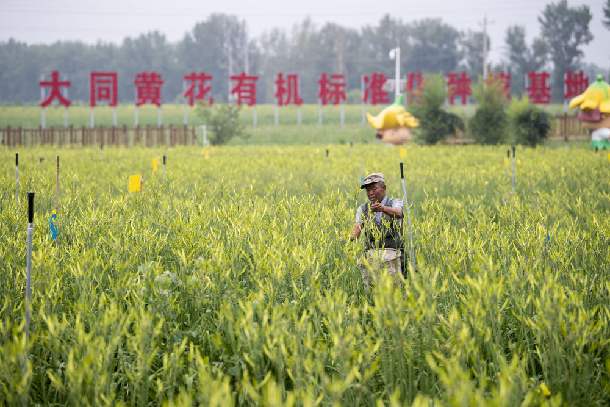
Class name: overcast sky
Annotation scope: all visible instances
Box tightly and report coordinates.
[0,0,608,68]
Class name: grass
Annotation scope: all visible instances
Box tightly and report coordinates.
[1,144,609,405]
[0,103,579,129]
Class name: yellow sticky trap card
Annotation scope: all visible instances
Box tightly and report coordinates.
[152,158,159,172]
[504,157,508,166]
[400,148,407,158]
[607,153,610,163]
[129,174,142,192]
[205,150,210,159]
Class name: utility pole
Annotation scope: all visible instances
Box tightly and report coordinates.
[244,30,249,75]
[245,45,249,75]
[227,34,233,103]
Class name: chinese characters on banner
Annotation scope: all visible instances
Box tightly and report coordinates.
[564,70,589,112]
[275,73,303,106]
[40,71,71,128]
[35,69,590,129]
[362,73,390,105]
[230,72,259,126]
[40,71,71,107]
[446,72,472,106]
[184,72,214,106]
[486,72,511,101]
[134,71,164,127]
[183,72,214,125]
[406,72,424,104]
[318,73,347,124]
[90,72,118,127]
[360,72,390,124]
[230,72,259,106]
[274,73,303,125]
[526,71,552,104]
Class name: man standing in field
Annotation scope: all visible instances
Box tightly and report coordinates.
[351,173,404,289]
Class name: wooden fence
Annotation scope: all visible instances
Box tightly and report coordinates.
[446,114,590,144]
[0,114,591,148]
[0,124,198,148]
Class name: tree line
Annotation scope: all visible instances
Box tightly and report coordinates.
[0,0,608,105]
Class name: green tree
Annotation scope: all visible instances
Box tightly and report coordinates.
[459,30,490,79]
[504,25,548,98]
[179,14,254,103]
[406,18,461,74]
[360,15,409,80]
[538,0,593,102]
[469,76,508,145]
[507,96,554,148]
[604,0,610,30]
[196,102,248,146]
[408,74,464,145]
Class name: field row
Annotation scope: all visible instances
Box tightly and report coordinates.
[0,103,578,129]
[1,145,609,405]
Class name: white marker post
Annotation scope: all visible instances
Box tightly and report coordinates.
[24,191,35,406]
[163,155,166,184]
[63,75,69,129]
[274,82,279,126]
[400,162,415,273]
[40,74,46,129]
[326,149,329,165]
[55,156,59,247]
[183,80,188,126]
[511,146,515,191]
[134,88,139,127]
[318,98,322,125]
[506,150,510,174]
[203,126,207,146]
[15,153,19,212]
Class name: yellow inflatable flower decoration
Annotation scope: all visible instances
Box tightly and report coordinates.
[569,74,610,113]
[367,94,419,145]
[569,74,610,149]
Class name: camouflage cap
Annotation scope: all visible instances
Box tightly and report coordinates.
[360,173,385,189]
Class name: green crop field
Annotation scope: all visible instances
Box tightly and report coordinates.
[1,144,609,406]
[0,103,577,130]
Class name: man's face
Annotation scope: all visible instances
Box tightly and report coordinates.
[365,182,386,203]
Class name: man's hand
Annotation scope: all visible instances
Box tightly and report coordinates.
[370,203,385,213]
[370,203,403,219]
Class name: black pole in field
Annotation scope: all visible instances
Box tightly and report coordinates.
[23,191,34,407]
[163,155,166,184]
[511,146,515,191]
[400,162,415,273]
[506,149,510,173]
